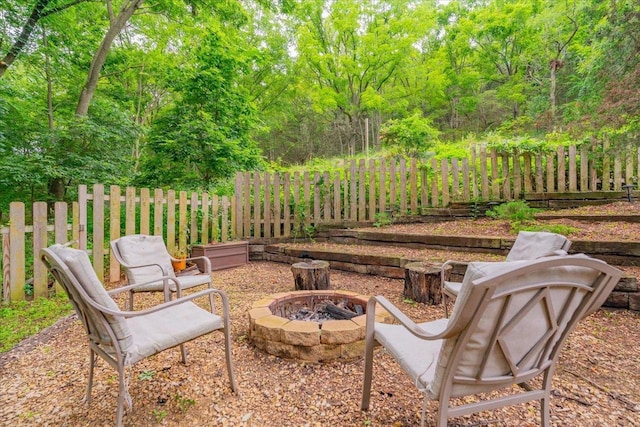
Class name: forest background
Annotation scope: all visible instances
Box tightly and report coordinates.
[1,0,639,222]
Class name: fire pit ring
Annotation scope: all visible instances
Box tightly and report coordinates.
[248,290,392,362]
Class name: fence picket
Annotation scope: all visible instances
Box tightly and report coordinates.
[501,152,511,200]
[140,187,150,235]
[9,202,25,302]
[410,159,418,212]
[358,159,366,221]
[264,172,272,238]
[153,188,163,236]
[166,190,176,255]
[441,159,449,207]
[274,174,282,237]
[93,184,105,283]
[284,172,291,237]
[369,159,376,220]
[33,202,48,298]
[490,149,499,199]
[54,202,67,293]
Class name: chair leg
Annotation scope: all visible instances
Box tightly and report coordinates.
[223,326,238,393]
[116,364,126,427]
[361,331,375,410]
[540,369,553,427]
[180,344,188,364]
[128,291,134,311]
[540,396,550,427]
[86,349,96,403]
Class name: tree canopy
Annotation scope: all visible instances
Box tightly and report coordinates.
[1,0,638,217]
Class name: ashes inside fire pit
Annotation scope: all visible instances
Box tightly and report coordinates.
[248,290,392,362]
[276,295,364,323]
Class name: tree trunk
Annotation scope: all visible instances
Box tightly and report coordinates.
[550,62,557,123]
[0,0,51,78]
[404,261,446,305]
[48,177,66,201]
[291,260,330,291]
[75,0,145,116]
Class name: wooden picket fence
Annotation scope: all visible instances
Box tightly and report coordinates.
[2,143,639,302]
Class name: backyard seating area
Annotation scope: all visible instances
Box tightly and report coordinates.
[1,253,639,426]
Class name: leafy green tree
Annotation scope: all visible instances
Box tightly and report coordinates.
[138,25,264,189]
[380,113,440,158]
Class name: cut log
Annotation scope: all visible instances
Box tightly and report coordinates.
[291,260,330,290]
[404,261,448,305]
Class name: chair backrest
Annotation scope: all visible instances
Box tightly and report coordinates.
[430,255,621,400]
[41,245,133,355]
[505,231,572,262]
[111,235,176,284]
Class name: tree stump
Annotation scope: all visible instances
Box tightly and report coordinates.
[404,262,448,305]
[291,260,330,291]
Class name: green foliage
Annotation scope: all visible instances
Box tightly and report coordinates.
[373,212,392,228]
[152,409,167,422]
[380,113,440,158]
[138,370,156,381]
[0,294,72,353]
[138,27,265,189]
[514,222,578,236]
[175,394,196,413]
[486,200,540,222]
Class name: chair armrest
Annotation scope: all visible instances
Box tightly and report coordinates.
[121,288,229,318]
[185,255,211,274]
[90,287,228,318]
[366,295,457,340]
[441,259,469,288]
[121,261,169,276]
[107,276,182,296]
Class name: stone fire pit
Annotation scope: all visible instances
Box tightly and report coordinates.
[248,290,393,362]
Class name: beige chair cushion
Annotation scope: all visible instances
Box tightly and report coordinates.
[505,231,569,261]
[116,235,176,284]
[115,235,211,292]
[374,318,449,390]
[51,245,133,353]
[126,303,223,364]
[432,255,597,397]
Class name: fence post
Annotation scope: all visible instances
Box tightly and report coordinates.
[3,232,10,302]
[110,186,122,283]
[54,201,68,293]
[93,184,105,283]
[368,159,376,221]
[9,202,25,302]
[138,188,149,235]
[33,202,48,298]
[78,185,87,250]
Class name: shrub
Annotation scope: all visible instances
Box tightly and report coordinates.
[486,200,540,222]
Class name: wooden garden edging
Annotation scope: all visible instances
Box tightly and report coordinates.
[260,238,640,313]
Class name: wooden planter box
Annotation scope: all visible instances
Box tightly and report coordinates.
[191,241,249,271]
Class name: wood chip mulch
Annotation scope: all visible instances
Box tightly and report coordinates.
[1,260,639,426]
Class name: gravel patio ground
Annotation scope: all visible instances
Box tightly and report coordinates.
[1,259,639,426]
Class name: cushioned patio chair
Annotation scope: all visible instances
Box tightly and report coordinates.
[362,254,621,427]
[41,244,237,427]
[110,234,213,308]
[441,231,572,316]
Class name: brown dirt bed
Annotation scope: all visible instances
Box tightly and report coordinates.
[1,261,639,426]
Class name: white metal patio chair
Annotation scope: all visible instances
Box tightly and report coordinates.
[441,231,572,316]
[362,254,621,427]
[110,234,213,309]
[41,244,237,427]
